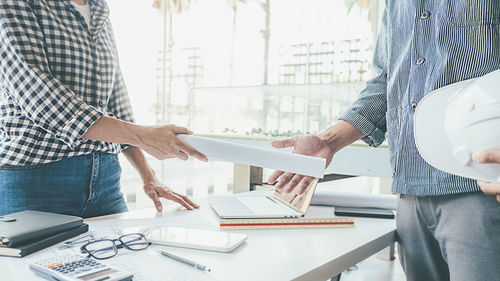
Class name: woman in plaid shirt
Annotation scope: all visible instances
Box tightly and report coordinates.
[0,0,206,217]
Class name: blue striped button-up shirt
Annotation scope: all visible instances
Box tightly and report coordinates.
[340,1,500,195]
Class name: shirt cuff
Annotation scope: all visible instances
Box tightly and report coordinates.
[120,144,131,151]
[339,109,386,147]
[55,105,104,149]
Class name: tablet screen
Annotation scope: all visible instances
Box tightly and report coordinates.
[147,227,247,252]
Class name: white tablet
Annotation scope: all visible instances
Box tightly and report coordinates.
[147,227,247,253]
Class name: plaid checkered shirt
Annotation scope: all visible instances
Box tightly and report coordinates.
[0,0,135,166]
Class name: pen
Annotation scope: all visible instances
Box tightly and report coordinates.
[158,250,212,272]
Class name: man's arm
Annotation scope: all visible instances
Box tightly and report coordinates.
[269,6,389,192]
[338,5,389,147]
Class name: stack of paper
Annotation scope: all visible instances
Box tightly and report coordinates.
[311,190,398,210]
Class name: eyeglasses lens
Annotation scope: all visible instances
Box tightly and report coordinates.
[120,234,149,250]
[85,240,117,259]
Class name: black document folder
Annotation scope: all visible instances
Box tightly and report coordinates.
[0,210,83,248]
[0,224,89,257]
[334,206,395,219]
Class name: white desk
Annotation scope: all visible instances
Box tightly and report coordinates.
[1,201,396,281]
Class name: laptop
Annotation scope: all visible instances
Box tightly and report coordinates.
[208,178,320,219]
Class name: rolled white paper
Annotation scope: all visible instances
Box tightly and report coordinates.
[178,135,326,178]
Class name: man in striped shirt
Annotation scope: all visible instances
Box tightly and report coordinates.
[269,2,500,280]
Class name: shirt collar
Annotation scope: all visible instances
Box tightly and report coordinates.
[89,0,110,37]
[64,0,109,37]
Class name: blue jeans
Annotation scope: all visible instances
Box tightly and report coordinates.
[0,152,128,218]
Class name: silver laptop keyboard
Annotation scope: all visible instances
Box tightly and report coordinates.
[238,196,293,216]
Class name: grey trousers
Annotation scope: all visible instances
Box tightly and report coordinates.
[396,192,500,281]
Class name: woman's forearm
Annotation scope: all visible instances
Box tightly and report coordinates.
[82,116,142,146]
[122,146,156,182]
[82,116,207,162]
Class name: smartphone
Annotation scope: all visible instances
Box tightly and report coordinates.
[334,206,395,219]
[147,227,247,252]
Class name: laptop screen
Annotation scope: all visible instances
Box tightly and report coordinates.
[273,178,319,215]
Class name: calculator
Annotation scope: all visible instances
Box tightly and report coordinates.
[30,255,133,281]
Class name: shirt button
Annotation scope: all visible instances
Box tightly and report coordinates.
[98,100,104,107]
[412,102,418,111]
[420,11,431,19]
[416,57,425,65]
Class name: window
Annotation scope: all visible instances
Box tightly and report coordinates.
[107,0,384,209]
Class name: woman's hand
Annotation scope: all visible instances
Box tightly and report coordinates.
[122,146,199,212]
[143,178,199,212]
[472,149,500,202]
[83,116,207,162]
[134,125,207,162]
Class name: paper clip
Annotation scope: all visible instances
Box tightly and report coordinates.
[58,232,96,249]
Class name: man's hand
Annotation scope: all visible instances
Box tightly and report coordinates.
[143,178,200,212]
[472,149,500,202]
[268,134,336,195]
[267,121,365,195]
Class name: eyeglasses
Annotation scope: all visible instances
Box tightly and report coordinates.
[80,233,151,260]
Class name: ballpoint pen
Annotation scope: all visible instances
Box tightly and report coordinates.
[158,250,212,272]
[57,233,96,249]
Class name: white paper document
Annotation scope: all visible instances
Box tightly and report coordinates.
[178,135,326,178]
[311,190,398,210]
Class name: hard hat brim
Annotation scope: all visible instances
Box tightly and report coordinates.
[414,78,483,180]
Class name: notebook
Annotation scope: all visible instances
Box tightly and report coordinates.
[0,224,89,257]
[208,178,320,219]
[0,210,83,248]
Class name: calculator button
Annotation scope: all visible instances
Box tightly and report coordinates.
[82,266,93,271]
[47,262,62,268]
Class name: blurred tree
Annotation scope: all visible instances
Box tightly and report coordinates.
[226,0,247,85]
[344,0,371,13]
[152,0,193,14]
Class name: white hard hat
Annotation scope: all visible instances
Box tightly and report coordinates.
[414,69,500,182]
